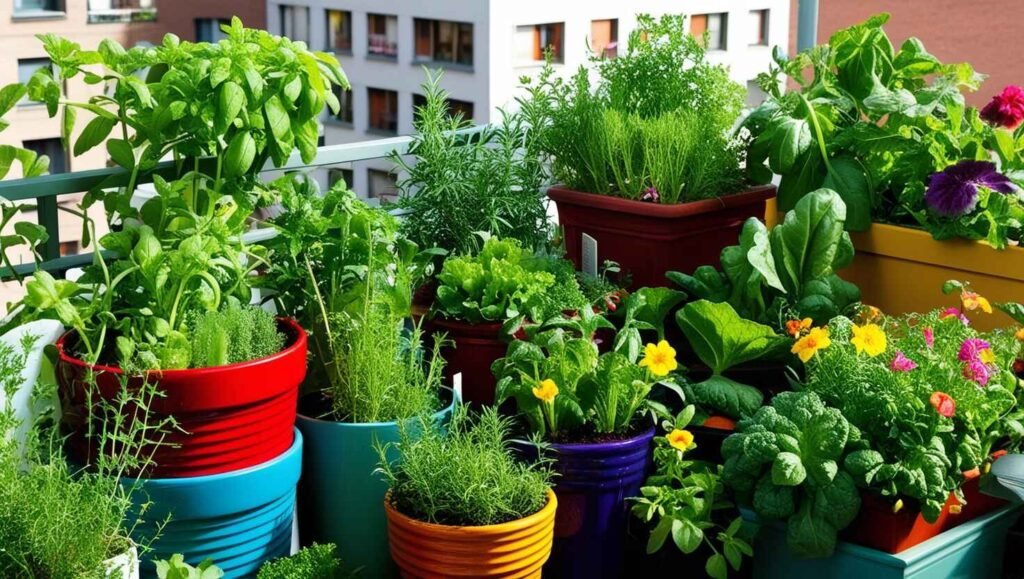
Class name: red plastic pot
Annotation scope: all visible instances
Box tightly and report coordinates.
[841,491,956,553]
[548,185,776,290]
[56,317,307,478]
[947,454,1010,529]
[428,318,507,407]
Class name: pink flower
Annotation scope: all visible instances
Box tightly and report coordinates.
[641,187,660,203]
[940,308,970,326]
[930,392,956,418]
[981,85,1024,129]
[959,338,992,362]
[891,351,917,372]
[963,359,991,386]
[923,327,934,349]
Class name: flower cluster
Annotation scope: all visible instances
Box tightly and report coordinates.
[981,85,1024,129]
[959,338,996,386]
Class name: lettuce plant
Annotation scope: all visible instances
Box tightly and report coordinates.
[669,188,860,330]
[155,555,223,579]
[720,391,863,558]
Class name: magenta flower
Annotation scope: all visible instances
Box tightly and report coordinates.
[981,85,1024,129]
[924,161,1015,217]
[940,307,970,326]
[963,359,991,386]
[890,351,917,372]
[923,327,934,349]
[641,187,660,203]
[959,338,992,362]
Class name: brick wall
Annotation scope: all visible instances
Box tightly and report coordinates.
[149,0,267,43]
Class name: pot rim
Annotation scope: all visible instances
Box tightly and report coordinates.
[296,386,457,429]
[384,488,556,534]
[547,184,776,218]
[517,425,656,451]
[55,316,306,378]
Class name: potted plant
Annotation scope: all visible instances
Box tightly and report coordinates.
[745,14,1024,329]
[262,181,455,576]
[492,308,672,578]
[430,236,589,405]
[258,543,350,578]
[521,13,775,289]
[377,407,556,578]
[155,556,222,579]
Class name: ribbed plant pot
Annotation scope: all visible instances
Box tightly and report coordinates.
[842,491,956,553]
[56,317,307,478]
[428,318,507,406]
[124,428,302,578]
[548,185,776,290]
[516,427,654,578]
[384,489,557,578]
[296,388,456,578]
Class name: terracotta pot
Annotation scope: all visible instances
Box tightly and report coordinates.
[428,317,507,406]
[548,185,776,290]
[56,317,306,478]
[384,489,557,579]
[841,491,956,553]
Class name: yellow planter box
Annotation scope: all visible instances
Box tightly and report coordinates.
[842,223,1024,331]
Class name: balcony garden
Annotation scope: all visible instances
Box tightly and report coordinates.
[2,12,1024,579]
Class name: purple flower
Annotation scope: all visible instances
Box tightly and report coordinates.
[923,327,934,349]
[924,160,1015,217]
[963,359,991,386]
[890,351,918,372]
[641,187,660,203]
[959,338,991,362]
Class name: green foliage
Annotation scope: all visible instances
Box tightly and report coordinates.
[744,14,1024,243]
[669,189,861,330]
[613,287,686,356]
[521,13,745,203]
[155,555,223,579]
[433,237,556,324]
[257,544,350,579]
[396,69,550,255]
[188,303,284,368]
[377,406,552,527]
[632,406,753,579]
[720,391,862,558]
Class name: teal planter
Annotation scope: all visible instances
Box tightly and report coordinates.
[742,504,1022,579]
[296,389,455,578]
[125,428,303,578]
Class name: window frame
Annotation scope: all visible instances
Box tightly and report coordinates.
[367,87,399,135]
[367,13,399,60]
[413,18,474,68]
[749,9,769,46]
[278,4,311,44]
[326,9,353,54]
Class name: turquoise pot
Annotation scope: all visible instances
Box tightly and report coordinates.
[742,504,1022,579]
[125,428,303,578]
[296,388,456,578]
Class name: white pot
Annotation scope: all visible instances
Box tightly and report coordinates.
[103,544,140,579]
[0,320,63,457]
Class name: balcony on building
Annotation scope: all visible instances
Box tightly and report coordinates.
[12,0,65,20]
[87,0,157,24]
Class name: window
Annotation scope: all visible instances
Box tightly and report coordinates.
[691,13,728,51]
[13,0,64,16]
[332,85,353,124]
[590,19,618,58]
[17,58,50,106]
[23,138,66,174]
[59,240,79,257]
[326,9,352,53]
[87,0,156,24]
[750,10,769,46]
[279,5,310,44]
[412,93,474,122]
[515,22,564,63]
[195,19,228,43]
[368,13,398,59]
[368,169,398,201]
[414,19,473,67]
[367,88,398,134]
[328,168,353,190]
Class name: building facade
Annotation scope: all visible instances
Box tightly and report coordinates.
[266,0,790,200]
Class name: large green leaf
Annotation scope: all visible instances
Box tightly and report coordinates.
[769,189,848,298]
[74,115,117,157]
[821,157,872,231]
[686,375,764,419]
[676,300,788,375]
[768,117,812,174]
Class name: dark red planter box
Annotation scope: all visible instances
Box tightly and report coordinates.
[57,317,307,478]
[548,185,776,290]
[428,318,507,407]
[842,491,955,553]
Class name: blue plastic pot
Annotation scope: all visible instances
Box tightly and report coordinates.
[517,427,654,579]
[124,428,303,578]
[742,504,1023,579]
[296,389,455,578]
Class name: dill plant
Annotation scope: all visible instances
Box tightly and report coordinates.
[377,406,552,526]
[257,543,350,579]
[188,303,284,368]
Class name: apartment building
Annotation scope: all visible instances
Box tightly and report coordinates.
[266,0,790,200]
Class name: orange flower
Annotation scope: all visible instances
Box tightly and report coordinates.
[786,318,813,337]
[961,291,993,314]
[1015,328,1024,341]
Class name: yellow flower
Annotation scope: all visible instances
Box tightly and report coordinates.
[980,348,996,364]
[961,291,993,314]
[1015,328,1024,341]
[892,499,904,514]
[639,340,678,377]
[532,379,559,403]
[667,429,694,451]
[786,318,813,337]
[791,327,831,363]
[851,324,887,357]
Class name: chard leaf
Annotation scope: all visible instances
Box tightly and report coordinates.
[676,300,787,375]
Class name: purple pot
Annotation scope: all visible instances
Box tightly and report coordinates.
[518,427,655,578]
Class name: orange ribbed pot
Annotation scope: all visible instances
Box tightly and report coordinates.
[384,489,557,579]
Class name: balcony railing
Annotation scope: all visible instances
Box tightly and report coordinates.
[87,0,157,24]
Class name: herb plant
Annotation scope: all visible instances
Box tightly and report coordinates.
[376,406,552,527]
[720,391,863,558]
[155,555,223,579]
[396,70,550,255]
[188,303,284,368]
[522,14,745,203]
[633,405,752,579]
[258,544,350,579]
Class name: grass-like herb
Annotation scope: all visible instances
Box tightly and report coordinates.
[188,303,285,368]
[377,406,552,527]
[257,543,351,579]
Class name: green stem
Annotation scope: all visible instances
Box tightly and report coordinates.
[799,93,834,174]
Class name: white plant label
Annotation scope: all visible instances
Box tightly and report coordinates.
[582,233,598,277]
